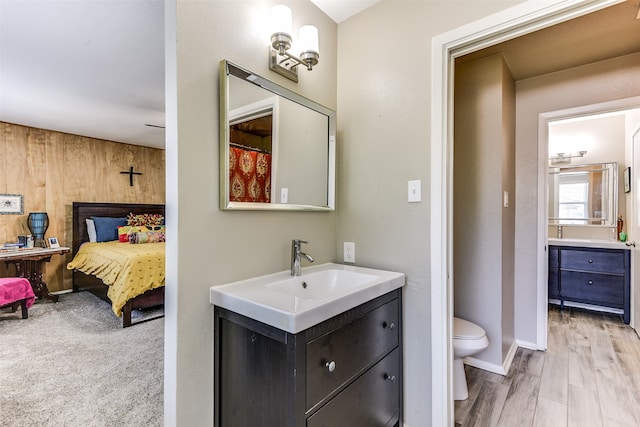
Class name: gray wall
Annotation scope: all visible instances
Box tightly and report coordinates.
[166,1,337,425]
[165,0,528,425]
[453,54,516,368]
[514,53,640,345]
[336,1,521,424]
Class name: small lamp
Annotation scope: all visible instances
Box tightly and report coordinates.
[28,212,49,247]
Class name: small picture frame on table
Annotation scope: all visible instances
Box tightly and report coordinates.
[624,167,631,193]
[0,194,23,214]
[47,237,60,248]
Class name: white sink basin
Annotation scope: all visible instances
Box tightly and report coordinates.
[266,269,378,300]
[210,263,405,333]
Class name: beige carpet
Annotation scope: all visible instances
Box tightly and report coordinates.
[0,291,163,427]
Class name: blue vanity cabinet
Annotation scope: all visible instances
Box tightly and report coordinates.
[549,245,630,323]
[213,289,403,427]
[548,246,560,300]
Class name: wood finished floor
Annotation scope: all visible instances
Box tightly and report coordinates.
[455,305,640,427]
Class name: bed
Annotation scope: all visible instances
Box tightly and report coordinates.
[68,202,165,327]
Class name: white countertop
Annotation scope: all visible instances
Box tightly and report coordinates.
[210,262,405,334]
[548,238,631,250]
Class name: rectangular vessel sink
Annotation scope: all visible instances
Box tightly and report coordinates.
[210,263,405,333]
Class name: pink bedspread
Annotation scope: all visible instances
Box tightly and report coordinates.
[0,277,35,308]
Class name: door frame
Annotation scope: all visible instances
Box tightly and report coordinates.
[429,0,624,425]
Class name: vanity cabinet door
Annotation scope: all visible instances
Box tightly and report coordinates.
[306,299,399,410]
[307,348,400,427]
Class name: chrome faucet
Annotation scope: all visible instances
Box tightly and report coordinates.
[291,239,314,276]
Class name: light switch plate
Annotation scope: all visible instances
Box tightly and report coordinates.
[281,188,288,203]
[408,180,421,202]
[503,190,509,208]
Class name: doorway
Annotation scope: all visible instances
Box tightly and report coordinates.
[431,0,634,425]
[541,101,640,334]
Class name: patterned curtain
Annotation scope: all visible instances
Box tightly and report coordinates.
[229,146,272,203]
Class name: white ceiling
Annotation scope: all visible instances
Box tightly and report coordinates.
[310,0,381,23]
[0,0,166,148]
[0,1,637,150]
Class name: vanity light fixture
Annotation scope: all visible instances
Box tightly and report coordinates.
[549,150,587,164]
[269,4,319,82]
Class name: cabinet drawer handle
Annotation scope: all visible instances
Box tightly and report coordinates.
[383,321,395,330]
[325,361,336,373]
[587,280,593,285]
[384,373,396,382]
[588,259,594,263]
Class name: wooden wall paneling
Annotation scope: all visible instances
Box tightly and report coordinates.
[45,130,68,292]
[0,122,166,293]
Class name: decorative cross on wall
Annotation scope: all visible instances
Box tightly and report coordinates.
[120,166,143,186]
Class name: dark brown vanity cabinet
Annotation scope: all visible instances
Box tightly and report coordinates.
[548,245,630,323]
[214,289,403,427]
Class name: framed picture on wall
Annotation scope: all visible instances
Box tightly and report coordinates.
[624,167,631,193]
[0,194,23,214]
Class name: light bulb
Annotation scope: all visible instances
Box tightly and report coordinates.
[298,25,319,54]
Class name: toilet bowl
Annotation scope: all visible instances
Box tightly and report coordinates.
[453,317,489,401]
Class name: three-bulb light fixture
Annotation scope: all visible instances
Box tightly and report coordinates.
[548,150,587,164]
[269,5,319,82]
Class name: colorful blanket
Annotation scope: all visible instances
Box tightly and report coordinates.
[67,241,165,316]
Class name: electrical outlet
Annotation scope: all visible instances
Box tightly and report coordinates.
[281,188,288,203]
[344,242,355,263]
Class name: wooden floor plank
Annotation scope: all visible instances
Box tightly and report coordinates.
[456,307,640,427]
[567,385,602,427]
[533,397,567,427]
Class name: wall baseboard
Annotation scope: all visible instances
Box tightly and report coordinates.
[516,339,538,351]
[464,341,518,376]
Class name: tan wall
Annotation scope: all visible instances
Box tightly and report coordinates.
[0,122,165,292]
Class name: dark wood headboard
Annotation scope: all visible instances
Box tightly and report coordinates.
[72,202,165,256]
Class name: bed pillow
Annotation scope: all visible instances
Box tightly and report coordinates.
[117,225,149,242]
[86,219,97,243]
[91,216,127,242]
[129,231,165,244]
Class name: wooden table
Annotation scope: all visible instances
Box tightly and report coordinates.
[0,247,70,302]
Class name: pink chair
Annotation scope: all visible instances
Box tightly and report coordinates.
[0,277,35,319]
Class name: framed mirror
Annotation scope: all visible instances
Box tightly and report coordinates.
[548,162,618,226]
[219,60,336,211]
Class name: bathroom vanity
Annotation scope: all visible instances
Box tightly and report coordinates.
[210,263,405,427]
[549,240,630,323]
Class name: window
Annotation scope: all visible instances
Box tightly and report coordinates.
[558,172,589,224]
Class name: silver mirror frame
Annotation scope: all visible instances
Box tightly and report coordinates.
[219,60,336,211]
[548,162,618,227]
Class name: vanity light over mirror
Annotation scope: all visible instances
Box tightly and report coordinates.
[219,60,336,211]
[548,162,618,227]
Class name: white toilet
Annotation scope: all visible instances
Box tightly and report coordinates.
[453,317,489,400]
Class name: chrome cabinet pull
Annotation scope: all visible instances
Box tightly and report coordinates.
[384,373,396,382]
[325,360,336,373]
[588,259,594,263]
[587,280,593,285]
[383,321,395,330]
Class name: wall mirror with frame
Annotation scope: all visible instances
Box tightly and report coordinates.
[219,60,335,211]
[548,162,618,227]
